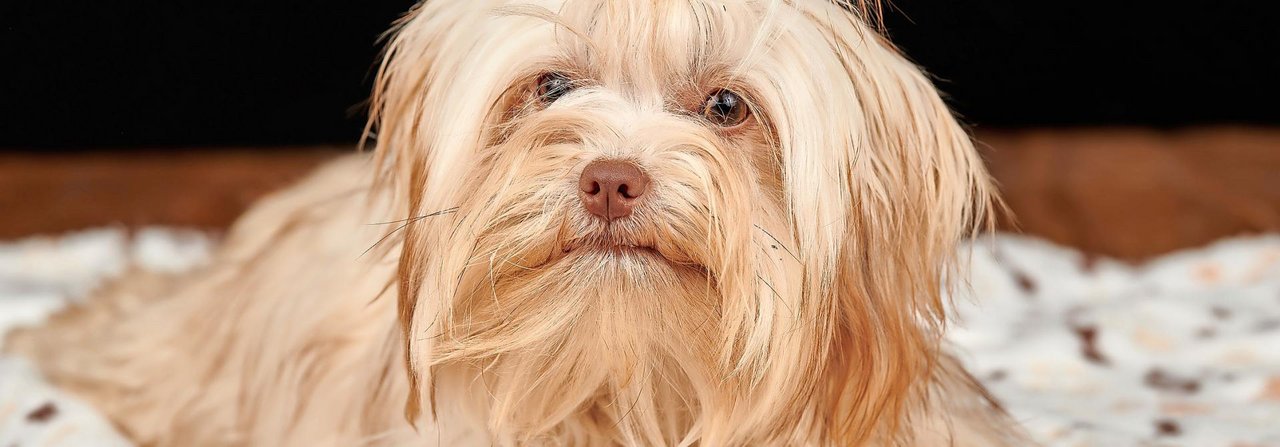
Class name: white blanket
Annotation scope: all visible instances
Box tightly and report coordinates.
[1,228,1278,446]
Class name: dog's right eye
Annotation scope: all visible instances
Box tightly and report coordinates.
[701,88,750,128]
[536,72,574,104]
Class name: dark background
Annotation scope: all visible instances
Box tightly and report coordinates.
[2,0,1277,150]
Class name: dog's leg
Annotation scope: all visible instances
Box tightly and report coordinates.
[5,155,428,446]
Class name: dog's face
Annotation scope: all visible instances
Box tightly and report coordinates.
[369,0,992,444]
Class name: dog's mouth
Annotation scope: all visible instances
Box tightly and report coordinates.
[559,240,662,260]
[549,233,697,271]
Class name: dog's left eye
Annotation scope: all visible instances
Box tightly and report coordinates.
[701,89,750,127]
[536,72,574,104]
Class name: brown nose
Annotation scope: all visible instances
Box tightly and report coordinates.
[578,159,650,220]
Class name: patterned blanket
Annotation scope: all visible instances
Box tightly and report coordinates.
[1,228,1278,446]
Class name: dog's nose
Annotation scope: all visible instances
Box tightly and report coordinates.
[578,159,649,221]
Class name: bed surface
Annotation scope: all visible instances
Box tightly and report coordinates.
[2,228,1278,446]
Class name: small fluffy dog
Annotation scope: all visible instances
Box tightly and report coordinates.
[9,0,1025,445]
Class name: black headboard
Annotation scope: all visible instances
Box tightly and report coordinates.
[1,0,1276,149]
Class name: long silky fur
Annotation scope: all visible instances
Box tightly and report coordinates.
[8,0,1025,445]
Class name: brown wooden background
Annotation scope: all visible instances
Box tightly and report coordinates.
[2,127,1277,261]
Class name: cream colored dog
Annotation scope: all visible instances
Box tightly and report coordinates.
[9,0,1026,445]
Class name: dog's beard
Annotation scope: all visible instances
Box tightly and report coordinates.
[436,249,718,444]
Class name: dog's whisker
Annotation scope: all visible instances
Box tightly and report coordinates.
[365,206,459,226]
[755,273,793,315]
[359,207,459,259]
[365,277,397,307]
[754,224,801,262]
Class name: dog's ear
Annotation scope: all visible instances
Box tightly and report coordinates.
[362,0,513,425]
[775,3,997,443]
[835,45,995,443]
[363,2,438,425]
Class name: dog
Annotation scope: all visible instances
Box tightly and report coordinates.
[7,0,1026,445]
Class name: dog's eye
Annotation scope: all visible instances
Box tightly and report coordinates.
[536,72,574,104]
[701,89,749,127]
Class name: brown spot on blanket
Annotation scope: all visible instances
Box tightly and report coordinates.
[1211,306,1232,320]
[1155,419,1181,436]
[1073,325,1109,365]
[1144,368,1201,394]
[1012,270,1037,295]
[26,401,57,423]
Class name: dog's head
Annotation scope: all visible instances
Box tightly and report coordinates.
[367,0,993,444]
